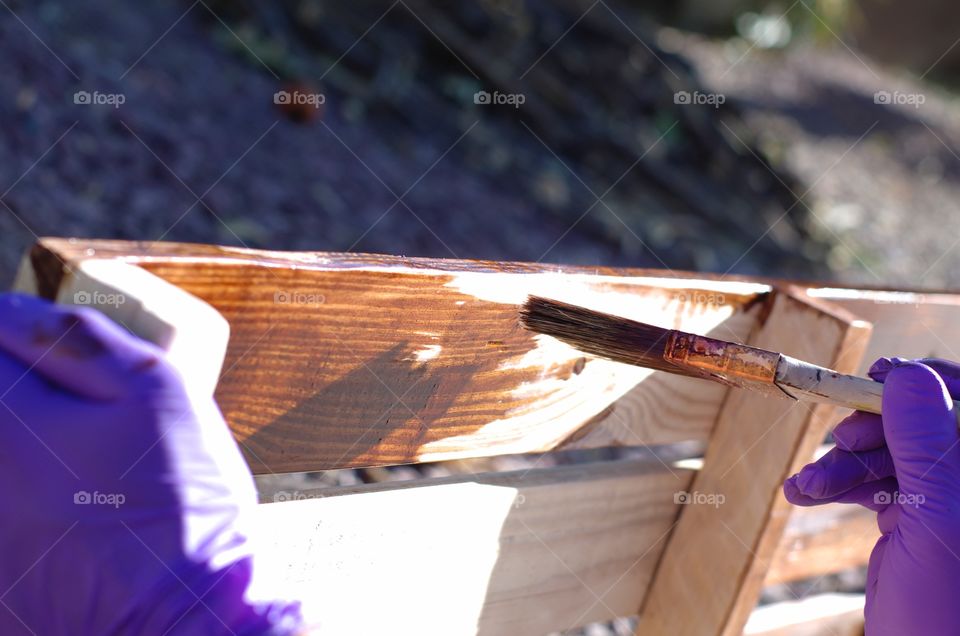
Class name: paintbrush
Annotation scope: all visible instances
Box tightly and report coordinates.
[519,295,960,417]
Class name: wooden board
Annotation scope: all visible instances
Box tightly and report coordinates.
[19,238,767,473]
[664,450,878,586]
[252,463,878,634]
[250,459,693,635]
[807,287,960,369]
[765,287,960,586]
[17,238,951,636]
[766,502,877,585]
[637,288,872,636]
[743,594,864,636]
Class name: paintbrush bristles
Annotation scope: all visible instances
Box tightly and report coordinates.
[519,296,698,377]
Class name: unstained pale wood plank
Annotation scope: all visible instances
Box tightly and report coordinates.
[766,501,877,585]
[808,287,960,369]
[251,460,693,635]
[743,594,864,636]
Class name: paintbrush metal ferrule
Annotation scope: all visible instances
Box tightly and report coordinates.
[664,331,779,384]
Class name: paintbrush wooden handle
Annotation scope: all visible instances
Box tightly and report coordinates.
[775,356,960,423]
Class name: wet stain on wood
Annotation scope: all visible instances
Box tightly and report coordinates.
[25,238,770,473]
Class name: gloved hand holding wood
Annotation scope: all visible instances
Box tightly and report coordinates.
[784,357,960,636]
[0,293,303,635]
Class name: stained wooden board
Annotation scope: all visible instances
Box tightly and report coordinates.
[250,459,693,635]
[21,238,768,473]
[637,289,872,636]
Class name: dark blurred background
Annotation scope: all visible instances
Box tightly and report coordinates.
[3,0,960,292]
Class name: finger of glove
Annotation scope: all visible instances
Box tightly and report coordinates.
[794,446,895,498]
[870,356,960,399]
[915,358,960,398]
[0,351,94,487]
[867,356,897,383]
[0,351,62,437]
[865,533,891,621]
[0,294,161,400]
[832,411,886,451]
[783,475,897,512]
[860,356,960,456]
[877,500,900,534]
[881,362,960,495]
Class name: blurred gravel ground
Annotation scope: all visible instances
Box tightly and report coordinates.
[4,4,960,292]
[0,1,628,289]
[667,29,960,288]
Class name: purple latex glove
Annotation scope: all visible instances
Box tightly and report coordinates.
[0,293,303,635]
[784,357,960,636]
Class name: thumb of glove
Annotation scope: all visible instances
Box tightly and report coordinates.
[881,362,960,533]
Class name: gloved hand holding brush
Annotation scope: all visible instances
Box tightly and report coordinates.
[0,294,304,635]
[784,357,960,636]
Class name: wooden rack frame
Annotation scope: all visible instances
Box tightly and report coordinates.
[14,238,960,635]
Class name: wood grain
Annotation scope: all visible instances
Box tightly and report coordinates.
[766,503,877,585]
[251,459,693,635]
[21,238,768,473]
[637,288,871,636]
[808,287,960,369]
